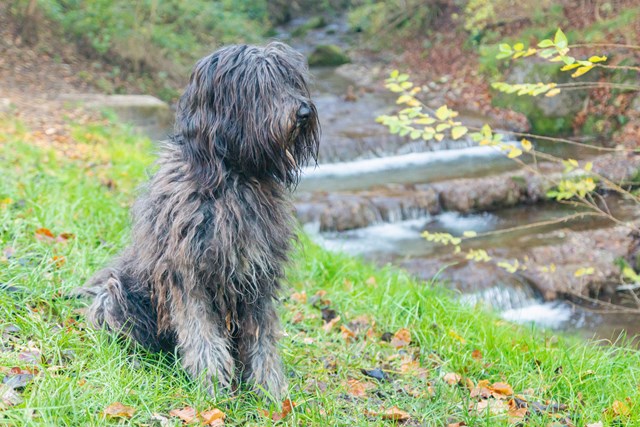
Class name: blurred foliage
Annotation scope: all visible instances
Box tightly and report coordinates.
[348,0,448,47]
[13,0,270,77]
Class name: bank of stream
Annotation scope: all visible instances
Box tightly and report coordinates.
[277,16,640,343]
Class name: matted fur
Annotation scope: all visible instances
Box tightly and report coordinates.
[84,42,320,398]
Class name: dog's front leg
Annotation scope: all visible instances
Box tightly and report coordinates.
[237,297,287,400]
[171,293,235,395]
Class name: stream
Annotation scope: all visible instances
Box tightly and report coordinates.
[276,17,640,343]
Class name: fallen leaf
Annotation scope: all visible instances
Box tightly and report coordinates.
[170,407,198,423]
[365,406,410,421]
[605,399,631,418]
[443,372,461,385]
[151,413,170,427]
[322,315,341,333]
[103,402,136,419]
[0,384,22,408]
[35,228,55,241]
[340,325,356,342]
[18,350,42,365]
[346,379,374,398]
[490,382,514,397]
[291,291,307,303]
[261,399,295,421]
[586,423,603,427]
[200,408,225,426]
[291,312,304,324]
[390,328,411,348]
[2,372,34,390]
[471,349,483,360]
[56,232,75,242]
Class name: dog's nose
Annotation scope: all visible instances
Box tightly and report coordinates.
[296,104,311,121]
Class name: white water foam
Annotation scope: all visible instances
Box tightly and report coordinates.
[501,302,574,329]
[302,145,504,179]
[307,218,428,255]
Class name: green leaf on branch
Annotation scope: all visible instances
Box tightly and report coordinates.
[554,29,568,49]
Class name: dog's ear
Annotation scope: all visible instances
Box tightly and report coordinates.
[172,51,227,190]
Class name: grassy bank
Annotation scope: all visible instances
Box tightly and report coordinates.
[1,116,639,426]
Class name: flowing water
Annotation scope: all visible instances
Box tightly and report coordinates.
[277,17,640,343]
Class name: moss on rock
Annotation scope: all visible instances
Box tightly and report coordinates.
[308,44,350,66]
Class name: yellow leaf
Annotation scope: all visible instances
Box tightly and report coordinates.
[451,126,468,140]
[583,161,593,172]
[561,63,581,71]
[390,70,399,79]
[434,133,445,142]
[546,88,561,97]
[397,95,416,105]
[588,55,607,63]
[521,139,532,152]
[435,105,450,121]
[524,47,537,57]
[481,124,492,138]
[415,117,435,125]
[513,42,524,51]
[572,66,594,77]
[508,147,523,158]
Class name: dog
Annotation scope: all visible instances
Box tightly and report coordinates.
[83,42,320,399]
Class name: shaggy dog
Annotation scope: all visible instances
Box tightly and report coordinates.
[84,42,320,398]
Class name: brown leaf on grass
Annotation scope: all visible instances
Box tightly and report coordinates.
[345,379,375,398]
[260,400,295,421]
[507,398,528,422]
[447,423,467,427]
[365,276,377,287]
[365,406,410,421]
[322,315,341,333]
[390,328,411,348]
[35,227,55,241]
[170,407,198,423]
[291,311,304,324]
[469,380,513,399]
[604,399,632,418]
[490,382,514,397]
[170,407,225,425]
[291,291,307,304]
[471,349,483,360]
[443,372,462,385]
[200,409,225,426]
[102,402,136,419]
[56,232,75,242]
[340,324,356,342]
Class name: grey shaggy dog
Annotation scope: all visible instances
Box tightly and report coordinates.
[83,42,320,399]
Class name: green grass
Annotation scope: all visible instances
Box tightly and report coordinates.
[1,115,639,426]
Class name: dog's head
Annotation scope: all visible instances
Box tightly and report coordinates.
[174,42,320,189]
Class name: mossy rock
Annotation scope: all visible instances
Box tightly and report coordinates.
[492,61,582,136]
[308,44,350,66]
